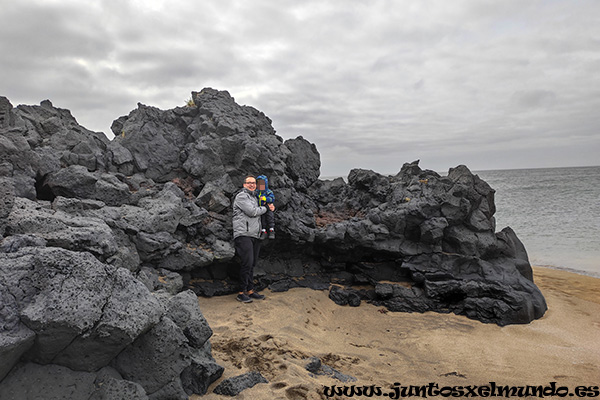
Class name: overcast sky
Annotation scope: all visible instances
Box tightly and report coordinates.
[1,0,599,177]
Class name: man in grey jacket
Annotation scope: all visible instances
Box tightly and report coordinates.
[233,175,275,303]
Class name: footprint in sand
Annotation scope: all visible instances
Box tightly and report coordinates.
[285,384,311,399]
[275,361,288,371]
[271,382,288,390]
[258,334,274,341]
[234,311,254,327]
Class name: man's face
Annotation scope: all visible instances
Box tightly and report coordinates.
[257,180,266,191]
[244,178,257,191]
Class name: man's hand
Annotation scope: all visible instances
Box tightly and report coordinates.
[268,204,275,211]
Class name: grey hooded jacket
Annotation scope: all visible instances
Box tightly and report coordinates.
[232,188,267,239]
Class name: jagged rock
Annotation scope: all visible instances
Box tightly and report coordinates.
[146,380,188,400]
[0,177,14,236]
[375,283,435,313]
[304,357,357,382]
[0,96,14,128]
[0,234,47,253]
[4,98,110,176]
[89,375,149,400]
[328,285,361,307]
[110,103,189,182]
[52,195,106,213]
[109,289,222,399]
[386,252,548,325]
[181,359,225,396]
[497,226,534,280]
[137,267,183,294]
[1,89,548,392]
[111,316,190,395]
[164,290,213,348]
[107,141,135,175]
[6,197,118,261]
[0,363,149,400]
[133,231,179,261]
[195,181,230,213]
[0,247,162,371]
[44,165,98,199]
[0,289,36,382]
[131,183,187,232]
[0,245,222,398]
[305,357,322,374]
[284,136,321,190]
[213,371,268,396]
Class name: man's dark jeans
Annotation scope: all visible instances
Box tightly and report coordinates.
[234,236,261,293]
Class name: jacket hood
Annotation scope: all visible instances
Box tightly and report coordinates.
[256,175,269,191]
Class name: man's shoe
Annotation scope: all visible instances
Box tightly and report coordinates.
[236,293,253,303]
[248,292,265,300]
[268,230,275,240]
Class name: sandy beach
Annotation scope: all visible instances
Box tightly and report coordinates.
[193,267,600,399]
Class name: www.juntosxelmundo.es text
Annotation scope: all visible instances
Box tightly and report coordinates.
[323,382,599,398]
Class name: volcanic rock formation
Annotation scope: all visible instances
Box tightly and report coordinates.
[0,89,547,397]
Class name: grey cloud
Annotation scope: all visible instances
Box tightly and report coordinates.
[1,0,599,175]
[0,3,112,59]
[510,90,557,110]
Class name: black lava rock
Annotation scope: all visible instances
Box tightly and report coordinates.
[213,371,268,396]
[1,89,548,395]
[304,357,357,383]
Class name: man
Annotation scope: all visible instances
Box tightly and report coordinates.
[232,175,275,303]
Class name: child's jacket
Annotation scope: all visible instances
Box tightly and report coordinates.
[256,175,275,206]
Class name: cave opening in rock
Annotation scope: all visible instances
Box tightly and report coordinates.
[35,174,56,202]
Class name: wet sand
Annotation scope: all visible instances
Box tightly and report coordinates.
[193,267,600,399]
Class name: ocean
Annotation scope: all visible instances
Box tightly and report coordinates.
[323,165,600,278]
[476,166,600,278]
